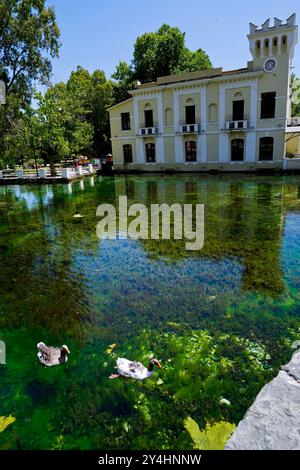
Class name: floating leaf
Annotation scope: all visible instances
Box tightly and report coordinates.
[0,416,16,433]
[184,417,235,450]
[220,398,231,406]
[106,343,117,354]
[156,378,164,386]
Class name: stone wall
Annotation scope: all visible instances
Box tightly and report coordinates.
[226,350,300,450]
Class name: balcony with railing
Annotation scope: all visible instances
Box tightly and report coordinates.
[138,127,157,137]
[179,123,200,134]
[287,117,300,127]
[225,120,249,131]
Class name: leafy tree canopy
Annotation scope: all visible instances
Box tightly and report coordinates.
[0,0,60,162]
[111,61,134,104]
[112,24,212,103]
[65,66,113,156]
[1,66,113,170]
[291,74,300,117]
[0,0,60,98]
[133,24,186,83]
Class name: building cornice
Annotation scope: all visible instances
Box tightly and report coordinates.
[130,71,264,97]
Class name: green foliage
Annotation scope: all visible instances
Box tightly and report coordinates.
[112,23,212,100]
[112,61,135,104]
[291,74,300,117]
[0,0,60,96]
[60,66,113,157]
[0,0,60,164]
[185,417,235,450]
[35,88,70,174]
[133,24,186,83]
[174,47,212,74]
[2,66,114,168]
[1,105,40,168]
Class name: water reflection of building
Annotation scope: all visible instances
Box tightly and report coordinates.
[112,175,287,296]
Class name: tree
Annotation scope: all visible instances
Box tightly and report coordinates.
[66,66,113,156]
[133,24,186,83]
[174,47,212,74]
[88,70,113,156]
[0,0,60,163]
[0,0,60,96]
[291,74,300,117]
[35,89,69,176]
[1,65,113,170]
[112,24,212,102]
[0,100,42,170]
[35,83,94,175]
[112,61,134,106]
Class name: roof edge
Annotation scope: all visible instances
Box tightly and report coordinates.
[107,97,133,111]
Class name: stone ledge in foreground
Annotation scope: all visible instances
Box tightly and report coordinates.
[226,350,300,450]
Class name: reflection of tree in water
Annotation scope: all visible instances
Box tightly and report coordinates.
[0,184,99,340]
[131,176,286,297]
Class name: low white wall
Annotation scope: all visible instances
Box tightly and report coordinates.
[283,158,300,170]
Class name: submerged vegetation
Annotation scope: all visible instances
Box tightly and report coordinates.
[184,418,236,450]
[0,416,16,434]
[0,174,300,449]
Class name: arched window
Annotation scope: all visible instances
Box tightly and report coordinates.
[231,139,244,161]
[256,40,261,58]
[145,143,156,162]
[273,37,278,55]
[123,144,133,163]
[281,35,287,53]
[185,141,197,162]
[209,103,217,122]
[263,38,270,57]
[259,137,274,161]
[165,108,172,126]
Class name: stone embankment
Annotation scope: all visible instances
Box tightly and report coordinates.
[226,350,300,450]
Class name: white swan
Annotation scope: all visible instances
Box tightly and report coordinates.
[109,358,161,380]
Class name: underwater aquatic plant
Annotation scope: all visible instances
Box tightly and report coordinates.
[0,416,16,433]
[184,417,235,450]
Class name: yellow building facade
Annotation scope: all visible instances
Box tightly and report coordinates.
[109,14,299,172]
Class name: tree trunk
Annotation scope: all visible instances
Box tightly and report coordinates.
[49,152,56,177]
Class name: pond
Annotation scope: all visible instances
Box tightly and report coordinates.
[0,173,300,450]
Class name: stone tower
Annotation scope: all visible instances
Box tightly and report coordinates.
[248,14,298,119]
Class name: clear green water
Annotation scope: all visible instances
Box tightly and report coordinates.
[0,174,300,450]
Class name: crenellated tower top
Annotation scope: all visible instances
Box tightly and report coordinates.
[248,13,298,61]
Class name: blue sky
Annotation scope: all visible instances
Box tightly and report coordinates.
[46,0,300,84]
